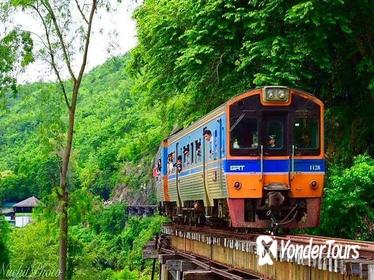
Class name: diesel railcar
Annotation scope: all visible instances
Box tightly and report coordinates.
[154,86,325,230]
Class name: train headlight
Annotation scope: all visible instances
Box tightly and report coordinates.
[263,86,289,102]
[233,182,242,190]
[310,180,318,190]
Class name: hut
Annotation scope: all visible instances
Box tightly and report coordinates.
[13,196,40,227]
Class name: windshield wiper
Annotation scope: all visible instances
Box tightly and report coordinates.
[230,113,245,132]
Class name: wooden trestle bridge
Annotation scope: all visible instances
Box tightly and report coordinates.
[143,224,374,280]
[126,205,374,279]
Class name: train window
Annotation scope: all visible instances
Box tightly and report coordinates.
[293,118,319,152]
[153,158,161,180]
[230,115,258,156]
[203,128,215,161]
[195,140,202,162]
[167,152,175,175]
[176,155,182,173]
[266,120,284,149]
[183,145,190,167]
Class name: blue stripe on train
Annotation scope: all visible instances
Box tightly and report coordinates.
[223,159,325,173]
[168,159,325,179]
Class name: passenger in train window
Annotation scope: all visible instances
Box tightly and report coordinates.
[176,155,182,173]
[266,120,283,149]
[268,135,276,148]
[167,153,174,174]
[252,132,259,148]
[301,134,311,148]
[152,165,158,178]
[157,159,161,172]
[203,130,214,159]
[233,139,240,149]
[183,146,190,166]
[153,159,161,180]
[196,140,201,161]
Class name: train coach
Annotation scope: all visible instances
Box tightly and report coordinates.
[154,86,325,230]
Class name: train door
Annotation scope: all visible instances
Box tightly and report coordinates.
[261,111,289,187]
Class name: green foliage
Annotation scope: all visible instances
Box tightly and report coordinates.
[6,191,165,279]
[319,155,374,240]
[9,219,59,274]
[131,0,374,163]
[0,28,33,100]
[0,82,63,201]
[120,216,166,269]
[0,216,10,270]
[91,203,128,235]
[0,57,141,201]
[0,2,374,279]
[113,268,138,280]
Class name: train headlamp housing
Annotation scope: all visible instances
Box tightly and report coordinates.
[263,86,289,102]
[233,182,242,190]
[310,180,318,190]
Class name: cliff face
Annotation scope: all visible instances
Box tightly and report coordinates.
[111,183,154,206]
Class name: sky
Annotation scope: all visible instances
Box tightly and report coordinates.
[9,1,140,83]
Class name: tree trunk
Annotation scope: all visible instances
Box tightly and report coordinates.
[56,2,96,277]
[59,86,78,280]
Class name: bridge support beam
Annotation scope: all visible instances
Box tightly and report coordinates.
[182,270,214,280]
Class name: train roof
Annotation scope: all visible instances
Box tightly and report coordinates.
[166,104,226,143]
[162,86,323,144]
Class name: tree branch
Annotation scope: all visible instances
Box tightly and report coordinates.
[31,4,71,110]
[215,52,225,85]
[74,0,89,24]
[76,0,97,87]
[40,0,77,82]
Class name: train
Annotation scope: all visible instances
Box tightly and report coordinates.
[153,86,325,231]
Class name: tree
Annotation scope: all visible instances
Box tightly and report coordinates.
[0,28,33,105]
[5,0,105,279]
[130,0,374,162]
[0,216,10,273]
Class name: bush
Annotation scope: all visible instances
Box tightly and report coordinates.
[319,154,374,240]
[0,216,10,271]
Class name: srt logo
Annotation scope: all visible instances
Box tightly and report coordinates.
[256,236,278,266]
[230,165,245,171]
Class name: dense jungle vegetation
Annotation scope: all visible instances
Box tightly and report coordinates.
[1,0,374,279]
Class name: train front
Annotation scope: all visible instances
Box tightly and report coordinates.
[225,86,324,229]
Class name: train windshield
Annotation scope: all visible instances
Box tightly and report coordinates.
[293,117,319,154]
[230,113,259,156]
